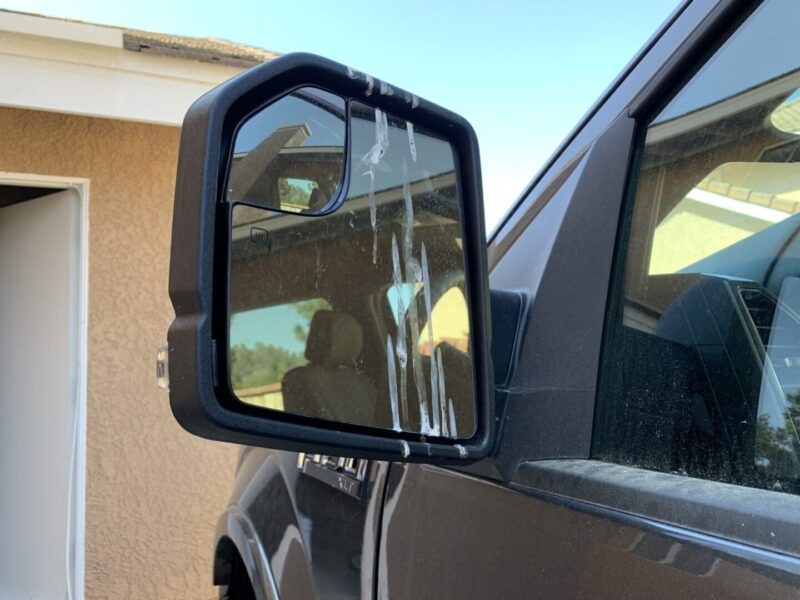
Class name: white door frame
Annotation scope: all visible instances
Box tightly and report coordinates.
[0,171,89,600]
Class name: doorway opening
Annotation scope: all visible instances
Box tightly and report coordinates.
[0,174,88,600]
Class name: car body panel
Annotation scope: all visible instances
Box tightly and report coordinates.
[214,2,800,599]
[379,464,800,600]
[217,448,389,599]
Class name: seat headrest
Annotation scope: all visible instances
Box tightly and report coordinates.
[305,310,363,366]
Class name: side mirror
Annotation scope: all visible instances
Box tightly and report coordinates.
[168,53,493,462]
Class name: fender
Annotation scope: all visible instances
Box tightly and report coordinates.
[214,506,280,600]
[216,449,317,599]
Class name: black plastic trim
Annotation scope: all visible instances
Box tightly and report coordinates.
[168,53,493,463]
[492,112,636,479]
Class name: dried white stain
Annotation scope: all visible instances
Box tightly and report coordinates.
[365,75,375,97]
[436,346,448,436]
[400,440,410,458]
[408,260,430,435]
[382,135,457,439]
[404,92,420,109]
[386,334,401,432]
[391,235,409,425]
[421,242,441,435]
[360,108,390,264]
[406,122,417,163]
[447,399,457,438]
[455,444,468,459]
[402,174,415,263]
[380,81,394,96]
[399,173,432,436]
[370,203,377,263]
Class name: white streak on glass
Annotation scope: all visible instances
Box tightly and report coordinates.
[392,235,409,425]
[436,346,448,437]
[386,334,401,432]
[406,122,417,162]
[429,350,440,436]
[360,108,389,264]
[402,169,414,265]
[406,257,430,435]
[370,202,378,264]
[422,243,440,435]
[448,399,457,439]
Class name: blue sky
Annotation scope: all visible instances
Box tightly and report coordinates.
[3,0,679,231]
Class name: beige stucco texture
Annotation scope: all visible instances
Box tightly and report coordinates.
[0,106,238,599]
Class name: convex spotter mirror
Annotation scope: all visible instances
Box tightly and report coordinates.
[168,54,492,462]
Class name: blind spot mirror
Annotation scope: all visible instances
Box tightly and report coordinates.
[227,87,346,214]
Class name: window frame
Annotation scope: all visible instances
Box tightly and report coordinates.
[467,0,800,566]
[578,0,800,558]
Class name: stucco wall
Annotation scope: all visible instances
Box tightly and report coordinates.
[0,106,238,599]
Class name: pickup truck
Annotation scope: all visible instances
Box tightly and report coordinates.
[166,0,800,597]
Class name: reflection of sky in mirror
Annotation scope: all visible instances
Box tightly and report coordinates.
[657,0,800,123]
[234,88,345,153]
[231,304,307,354]
[386,283,419,324]
[348,106,456,198]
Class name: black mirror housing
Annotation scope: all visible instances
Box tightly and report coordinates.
[168,52,494,463]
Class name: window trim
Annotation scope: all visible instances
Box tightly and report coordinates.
[514,460,800,560]
[582,0,800,557]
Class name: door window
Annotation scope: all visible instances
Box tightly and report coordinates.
[596,0,800,495]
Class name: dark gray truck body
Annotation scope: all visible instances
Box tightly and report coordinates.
[213,2,800,597]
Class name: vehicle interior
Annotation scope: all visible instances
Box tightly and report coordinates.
[225,107,476,438]
[596,72,800,493]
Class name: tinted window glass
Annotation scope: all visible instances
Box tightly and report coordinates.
[596,0,800,494]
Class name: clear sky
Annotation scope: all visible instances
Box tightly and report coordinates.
[3,0,679,232]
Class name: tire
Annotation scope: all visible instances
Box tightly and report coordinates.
[218,551,256,600]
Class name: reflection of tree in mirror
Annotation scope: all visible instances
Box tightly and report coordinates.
[279,178,317,209]
[230,298,332,392]
[230,342,305,390]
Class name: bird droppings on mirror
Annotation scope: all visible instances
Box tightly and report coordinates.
[227,92,477,439]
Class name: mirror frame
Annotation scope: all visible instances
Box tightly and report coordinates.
[168,52,493,463]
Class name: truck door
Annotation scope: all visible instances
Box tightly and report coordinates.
[378,1,800,597]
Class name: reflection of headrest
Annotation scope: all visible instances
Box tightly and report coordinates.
[305,310,363,366]
[307,187,326,213]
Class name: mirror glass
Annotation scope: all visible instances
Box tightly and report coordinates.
[771,88,800,136]
[227,95,476,439]
[227,87,346,213]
